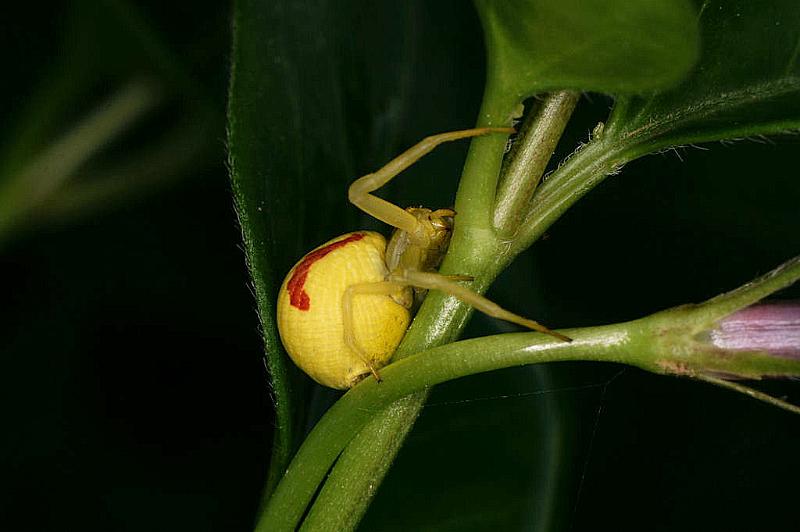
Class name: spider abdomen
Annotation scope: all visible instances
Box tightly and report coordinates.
[277,231,410,389]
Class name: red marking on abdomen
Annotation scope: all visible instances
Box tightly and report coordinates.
[287,233,365,311]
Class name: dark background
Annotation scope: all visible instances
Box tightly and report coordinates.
[2,1,799,531]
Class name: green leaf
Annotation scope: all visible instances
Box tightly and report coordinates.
[608,0,800,154]
[227,0,493,499]
[514,0,800,257]
[227,0,315,498]
[474,0,700,120]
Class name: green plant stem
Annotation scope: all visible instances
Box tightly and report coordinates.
[493,91,579,238]
[257,323,637,532]
[299,393,423,532]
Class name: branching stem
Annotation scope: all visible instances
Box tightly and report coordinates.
[258,323,635,532]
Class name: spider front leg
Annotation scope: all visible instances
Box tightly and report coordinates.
[347,127,514,236]
[388,268,572,342]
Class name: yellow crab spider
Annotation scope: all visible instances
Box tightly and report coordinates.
[277,127,569,389]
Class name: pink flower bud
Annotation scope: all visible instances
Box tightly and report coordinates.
[710,301,800,358]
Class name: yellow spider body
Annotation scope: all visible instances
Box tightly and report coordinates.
[277,231,410,389]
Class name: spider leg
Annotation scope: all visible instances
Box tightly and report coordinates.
[348,127,514,234]
[388,268,571,342]
[342,281,410,382]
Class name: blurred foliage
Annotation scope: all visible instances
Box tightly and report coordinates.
[0,0,221,245]
[1,1,269,531]
[3,1,800,532]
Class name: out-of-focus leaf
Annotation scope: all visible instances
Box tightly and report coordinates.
[0,0,208,178]
[227,0,478,496]
[474,0,699,116]
[608,0,800,154]
[0,0,219,244]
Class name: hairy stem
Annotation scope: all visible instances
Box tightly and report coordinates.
[493,91,579,238]
[511,137,624,256]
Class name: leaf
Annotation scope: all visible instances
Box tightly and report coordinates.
[227,0,492,496]
[227,1,312,496]
[474,0,700,117]
[515,0,800,258]
[608,0,800,153]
